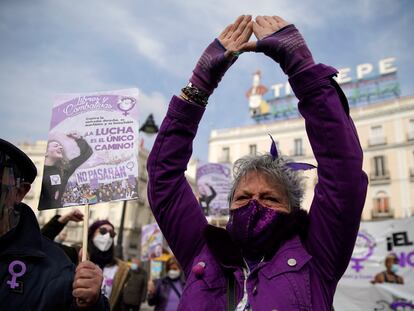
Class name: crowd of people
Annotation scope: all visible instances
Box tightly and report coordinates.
[40,207,182,311]
[61,181,138,206]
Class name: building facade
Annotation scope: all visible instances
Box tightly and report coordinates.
[209,69,414,221]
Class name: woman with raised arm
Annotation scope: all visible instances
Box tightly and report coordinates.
[39,132,93,209]
[147,14,368,310]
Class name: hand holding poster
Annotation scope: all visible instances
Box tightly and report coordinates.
[38,89,140,210]
[196,162,232,216]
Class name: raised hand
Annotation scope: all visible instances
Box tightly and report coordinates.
[242,16,315,77]
[254,16,290,41]
[189,15,252,96]
[218,15,253,58]
[67,132,82,140]
[58,208,84,224]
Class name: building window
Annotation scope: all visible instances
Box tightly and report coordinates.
[294,138,303,156]
[249,144,257,155]
[373,156,386,176]
[370,155,390,184]
[220,147,230,163]
[411,151,414,181]
[372,191,392,218]
[109,206,117,223]
[369,125,386,146]
[129,233,139,249]
[408,119,414,141]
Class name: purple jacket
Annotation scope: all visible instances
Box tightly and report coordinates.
[147,64,368,310]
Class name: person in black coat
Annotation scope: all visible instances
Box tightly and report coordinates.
[0,138,108,310]
[122,258,148,311]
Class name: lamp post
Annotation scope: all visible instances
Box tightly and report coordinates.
[114,113,159,260]
[139,114,159,134]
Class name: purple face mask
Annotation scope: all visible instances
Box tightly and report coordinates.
[226,200,282,259]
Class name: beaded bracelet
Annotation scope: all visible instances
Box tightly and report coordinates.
[181,83,209,107]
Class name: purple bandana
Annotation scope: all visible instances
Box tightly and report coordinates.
[226,200,282,259]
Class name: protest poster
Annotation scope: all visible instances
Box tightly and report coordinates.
[141,223,163,261]
[333,216,414,310]
[196,162,232,216]
[38,88,139,210]
[150,260,163,280]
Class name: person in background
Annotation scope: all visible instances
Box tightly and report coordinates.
[372,253,404,284]
[122,257,148,311]
[146,14,368,310]
[39,132,93,209]
[41,208,84,265]
[147,257,185,311]
[88,219,130,310]
[0,138,108,310]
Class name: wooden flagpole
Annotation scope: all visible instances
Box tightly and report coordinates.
[82,204,90,262]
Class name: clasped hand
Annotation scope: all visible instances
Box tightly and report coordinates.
[189,15,312,97]
[218,15,290,57]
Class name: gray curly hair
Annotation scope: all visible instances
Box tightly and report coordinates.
[228,154,306,211]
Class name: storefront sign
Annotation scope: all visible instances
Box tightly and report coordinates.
[250,58,400,122]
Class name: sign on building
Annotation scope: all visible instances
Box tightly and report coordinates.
[248,57,400,122]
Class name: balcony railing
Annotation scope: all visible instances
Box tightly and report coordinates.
[218,156,230,163]
[371,208,394,219]
[369,171,391,185]
[368,136,387,147]
[289,149,305,157]
[410,168,414,182]
[407,131,414,141]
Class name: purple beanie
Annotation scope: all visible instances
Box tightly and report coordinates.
[88,220,114,241]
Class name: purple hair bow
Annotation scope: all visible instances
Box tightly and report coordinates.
[268,134,316,171]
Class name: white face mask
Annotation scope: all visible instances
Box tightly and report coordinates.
[167,269,181,280]
[93,233,113,252]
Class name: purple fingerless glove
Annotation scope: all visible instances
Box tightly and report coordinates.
[256,24,315,77]
[189,39,237,96]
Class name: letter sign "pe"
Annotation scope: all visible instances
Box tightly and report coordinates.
[336,57,397,84]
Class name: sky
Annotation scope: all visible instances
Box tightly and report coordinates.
[1,0,413,161]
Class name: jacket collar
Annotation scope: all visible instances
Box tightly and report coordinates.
[0,203,46,259]
[203,209,310,269]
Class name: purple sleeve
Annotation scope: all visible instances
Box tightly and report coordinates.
[289,64,369,281]
[147,96,208,277]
